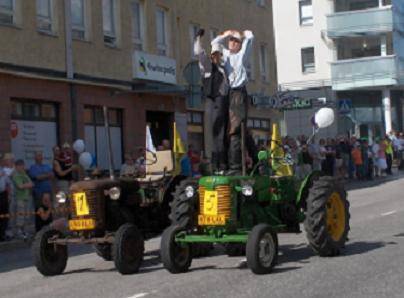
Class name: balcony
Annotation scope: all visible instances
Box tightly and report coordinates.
[331,55,398,90]
[327,6,393,38]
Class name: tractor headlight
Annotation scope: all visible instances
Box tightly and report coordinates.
[108,187,121,200]
[185,186,195,198]
[241,185,254,197]
[56,191,67,204]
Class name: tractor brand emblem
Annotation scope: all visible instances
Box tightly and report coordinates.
[203,191,218,215]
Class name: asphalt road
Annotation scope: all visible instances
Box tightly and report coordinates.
[1,176,404,298]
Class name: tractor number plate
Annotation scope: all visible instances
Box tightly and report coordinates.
[73,192,90,216]
[198,215,226,226]
[69,219,96,230]
[203,190,218,215]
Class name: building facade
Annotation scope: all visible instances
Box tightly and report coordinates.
[273,0,404,141]
[0,0,278,168]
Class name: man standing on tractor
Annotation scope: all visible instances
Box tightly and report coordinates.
[211,29,254,175]
[194,29,229,172]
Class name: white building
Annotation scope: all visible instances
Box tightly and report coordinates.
[273,0,404,141]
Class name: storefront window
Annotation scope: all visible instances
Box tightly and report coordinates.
[84,106,123,170]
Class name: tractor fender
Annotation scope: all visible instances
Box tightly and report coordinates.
[296,171,321,209]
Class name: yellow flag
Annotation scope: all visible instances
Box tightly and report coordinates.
[270,123,293,176]
[173,122,185,154]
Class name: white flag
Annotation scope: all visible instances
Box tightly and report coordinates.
[146,125,156,153]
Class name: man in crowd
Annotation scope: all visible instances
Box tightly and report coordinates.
[211,29,254,174]
[29,151,53,210]
[194,28,229,171]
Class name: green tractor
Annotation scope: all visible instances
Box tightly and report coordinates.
[161,108,350,275]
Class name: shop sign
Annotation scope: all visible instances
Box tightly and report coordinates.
[10,120,57,167]
[133,51,177,84]
[251,93,312,110]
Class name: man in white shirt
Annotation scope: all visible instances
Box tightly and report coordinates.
[211,29,254,174]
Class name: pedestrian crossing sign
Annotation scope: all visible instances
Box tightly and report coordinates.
[338,99,352,115]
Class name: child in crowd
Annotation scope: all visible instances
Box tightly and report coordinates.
[35,192,53,232]
[12,159,33,240]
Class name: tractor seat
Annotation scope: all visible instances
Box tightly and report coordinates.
[136,150,174,183]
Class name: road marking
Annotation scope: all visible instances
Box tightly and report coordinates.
[127,292,149,298]
[381,210,397,216]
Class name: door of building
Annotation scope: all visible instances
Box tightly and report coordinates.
[146,111,173,149]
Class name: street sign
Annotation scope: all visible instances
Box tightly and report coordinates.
[338,99,352,115]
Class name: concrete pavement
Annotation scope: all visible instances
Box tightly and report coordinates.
[1,175,404,298]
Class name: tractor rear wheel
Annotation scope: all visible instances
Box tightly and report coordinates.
[169,178,211,257]
[113,224,144,274]
[304,176,350,256]
[32,227,68,276]
[246,224,278,275]
[161,225,192,273]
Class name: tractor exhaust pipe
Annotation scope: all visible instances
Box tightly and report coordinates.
[103,106,115,180]
[241,121,246,176]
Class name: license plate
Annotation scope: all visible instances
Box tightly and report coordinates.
[68,219,96,230]
[73,192,90,216]
[203,190,218,215]
[198,215,226,226]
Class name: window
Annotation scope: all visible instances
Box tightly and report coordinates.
[84,106,123,170]
[247,118,270,130]
[11,100,57,121]
[259,44,268,82]
[301,47,315,73]
[189,23,200,58]
[210,28,218,40]
[71,0,86,40]
[131,1,144,51]
[256,0,265,7]
[156,7,167,56]
[246,49,254,80]
[187,111,203,124]
[103,0,117,46]
[0,0,14,25]
[299,0,313,26]
[37,0,52,32]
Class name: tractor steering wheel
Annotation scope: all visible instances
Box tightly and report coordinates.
[145,148,158,166]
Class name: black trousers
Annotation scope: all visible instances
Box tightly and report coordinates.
[386,154,393,174]
[207,96,229,171]
[0,191,8,240]
[228,87,248,170]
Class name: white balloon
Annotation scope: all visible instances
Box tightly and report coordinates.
[73,139,85,154]
[79,152,92,169]
[315,108,335,128]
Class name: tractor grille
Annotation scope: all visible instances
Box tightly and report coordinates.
[199,185,231,220]
[70,190,99,220]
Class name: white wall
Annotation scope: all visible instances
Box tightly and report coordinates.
[273,0,335,89]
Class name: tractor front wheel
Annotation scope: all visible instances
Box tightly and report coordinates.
[32,227,68,276]
[161,225,192,273]
[246,224,278,275]
[113,224,144,274]
[304,176,350,256]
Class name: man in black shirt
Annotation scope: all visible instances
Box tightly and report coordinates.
[194,29,229,171]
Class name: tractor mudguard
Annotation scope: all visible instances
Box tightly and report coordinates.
[296,171,321,208]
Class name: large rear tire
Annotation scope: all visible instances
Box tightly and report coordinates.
[246,224,278,275]
[161,225,192,273]
[169,178,211,257]
[113,224,144,274]
[304,176,350,256]
[32,227,68,276]
[225,243,246,257]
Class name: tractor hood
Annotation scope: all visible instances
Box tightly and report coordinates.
[199,176,250,190]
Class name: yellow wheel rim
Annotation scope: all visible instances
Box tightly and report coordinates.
[326,192,346,242]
